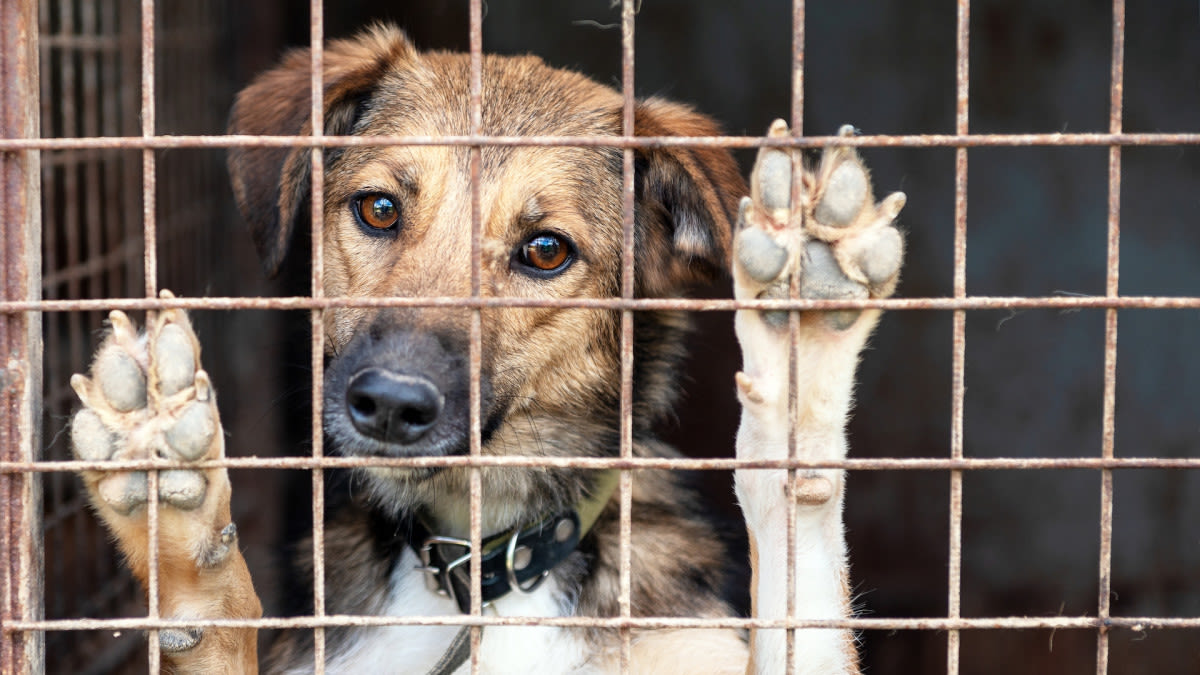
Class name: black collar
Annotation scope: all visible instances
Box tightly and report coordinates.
[409,470,618,614]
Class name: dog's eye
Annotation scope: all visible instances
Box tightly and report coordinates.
[515,233,574,276]
[353,193,400,231]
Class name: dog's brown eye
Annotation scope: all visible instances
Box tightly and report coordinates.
[354,193,400,230]
[519,233,571,273]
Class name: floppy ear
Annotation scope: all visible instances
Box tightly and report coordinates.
[227,25,416,277]
[633,98,746,296]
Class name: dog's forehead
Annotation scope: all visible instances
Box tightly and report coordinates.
[363,51,622,138]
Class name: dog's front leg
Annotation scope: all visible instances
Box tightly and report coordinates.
[70,293,261,674]
[733,122,905,675]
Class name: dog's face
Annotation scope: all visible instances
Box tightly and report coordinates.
[228,26,744,515]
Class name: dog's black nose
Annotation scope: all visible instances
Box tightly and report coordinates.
[345,369,444,444]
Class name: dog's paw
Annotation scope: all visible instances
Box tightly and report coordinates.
[70,291,220,516]
[733,122,905,508]
[733,121,905,331]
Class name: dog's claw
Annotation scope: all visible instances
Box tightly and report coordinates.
[196,522,238,568]
[735,372,765,405]
[108,309,137,342]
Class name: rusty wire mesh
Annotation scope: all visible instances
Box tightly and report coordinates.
[3,0,1199,673]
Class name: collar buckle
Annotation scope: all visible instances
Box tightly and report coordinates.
[416,535,477,612]
[407,468,619,614]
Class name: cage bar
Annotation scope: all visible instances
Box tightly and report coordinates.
[467,0,485,671]
[1,0,44,672]
[1096,1,1126,673]
[784,0,806,670]
[947,0,970,672]
[6,130,1200,152]
[618,0,637,672]
[307,0,328,668]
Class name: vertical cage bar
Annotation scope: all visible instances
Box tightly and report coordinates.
[619,0,637,672]
[468,0,485,671]
[139,0,156,297]
[1,0,44,671]
[308,0,327,669]
[1096,1,1124,673]
[948,1,970,673]
[785,1,805,671]
[138,0,162,670]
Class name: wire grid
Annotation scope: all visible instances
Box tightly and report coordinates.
[4,0,1200,673]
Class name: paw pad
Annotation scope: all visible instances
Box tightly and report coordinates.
[164,402,216,462]
[733,120,906,331]
[734,216,789,284]
[70,409,115,462]
[154,323,197,396]
[71,299,222,516]
[158,627,203,653]
[95,471,147,516]
[94,348,147,412]
[157,470,208,510]
[813,160,869,228]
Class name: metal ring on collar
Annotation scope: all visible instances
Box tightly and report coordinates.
[505,527,550,594]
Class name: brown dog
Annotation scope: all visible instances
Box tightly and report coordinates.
[71,25,904,673]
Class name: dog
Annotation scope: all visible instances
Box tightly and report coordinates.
[69,24,904,674]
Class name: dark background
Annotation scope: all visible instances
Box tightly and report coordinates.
[39,1,1200,673]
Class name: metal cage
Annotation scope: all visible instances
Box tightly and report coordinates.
[3,0,1199,673]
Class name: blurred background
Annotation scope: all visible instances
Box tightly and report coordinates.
[37,1,1199,672]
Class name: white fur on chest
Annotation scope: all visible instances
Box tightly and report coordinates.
[321,549,600,675]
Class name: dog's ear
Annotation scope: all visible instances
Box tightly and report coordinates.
[633,98,746,295]
[227,25,416,277]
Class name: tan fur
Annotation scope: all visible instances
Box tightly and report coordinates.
[627,629,748,674]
